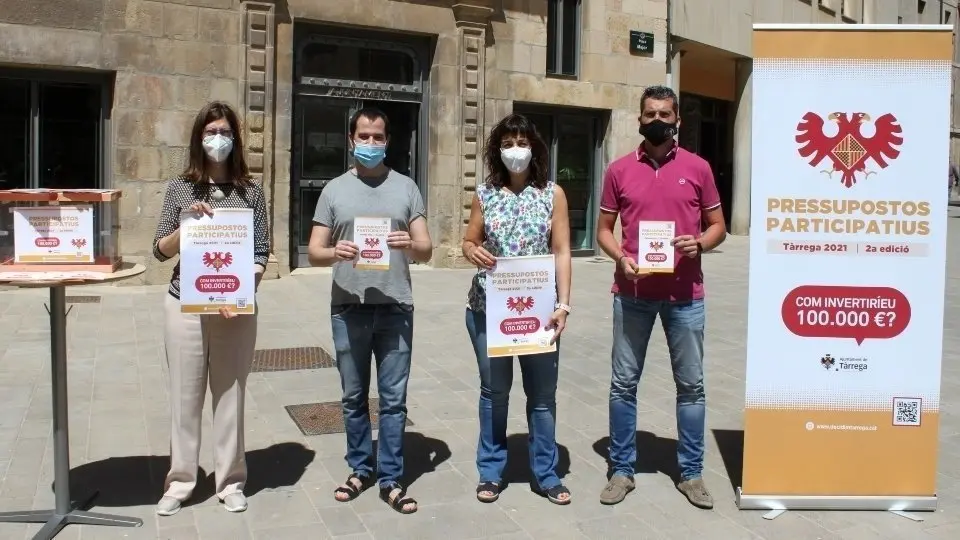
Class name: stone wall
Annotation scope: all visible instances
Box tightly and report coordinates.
[0,0,246,285]
[0,0,669,283]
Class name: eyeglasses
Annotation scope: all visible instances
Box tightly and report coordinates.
[203,129,233,137]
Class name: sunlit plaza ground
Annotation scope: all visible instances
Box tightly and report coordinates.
[1,213,960,539]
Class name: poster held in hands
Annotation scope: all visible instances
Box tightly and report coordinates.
[485,255,557,358]
[636,220,675,273]
[353,217,390,270]
[179,208,256,314]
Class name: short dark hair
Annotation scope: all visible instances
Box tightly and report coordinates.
[483,113,550,190]
[183,101,251,186]
[640,85,679,115]
[349,107,390,138]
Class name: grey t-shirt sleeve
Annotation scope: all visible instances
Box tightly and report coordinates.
[407,180,426,223]
[313,187,334,227]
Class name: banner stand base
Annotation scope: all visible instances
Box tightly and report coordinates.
[737,488,937,521]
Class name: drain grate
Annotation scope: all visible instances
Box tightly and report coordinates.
[65,296,101,304]
[251,346,334,372]
[285,399,414,436]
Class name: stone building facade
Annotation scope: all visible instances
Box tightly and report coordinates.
[0,0,667,284]
[1,1,954,285]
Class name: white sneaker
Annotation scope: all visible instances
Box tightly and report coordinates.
[222,493,248,513]
[155,496,181,516]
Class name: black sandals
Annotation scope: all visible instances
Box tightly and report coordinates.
[380,484,418,514]
[476,481,501,503]
[537,484,572,505]
[333,474,372,502]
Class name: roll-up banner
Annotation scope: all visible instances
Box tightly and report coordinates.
[741,24,952,513]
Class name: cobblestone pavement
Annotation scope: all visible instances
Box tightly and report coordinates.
[1,219,960,539]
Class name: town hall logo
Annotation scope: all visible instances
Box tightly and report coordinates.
[795,111,903,188]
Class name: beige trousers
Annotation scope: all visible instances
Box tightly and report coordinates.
[162,294,257,501]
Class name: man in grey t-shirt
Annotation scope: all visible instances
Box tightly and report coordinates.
[308,107,432,515]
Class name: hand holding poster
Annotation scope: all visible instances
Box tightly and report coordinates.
[12,205,94,263]
[179,208,255,315]
[485,255,557,358]
[353,217,390,270]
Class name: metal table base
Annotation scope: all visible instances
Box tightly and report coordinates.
[0,286,143,539]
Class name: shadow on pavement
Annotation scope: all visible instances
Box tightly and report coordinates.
[591,431,680,482]
[711,428,744,495]
[361,432,452,488]
[501,432,571,489]
[60,442,315,508]
[397,431,453,487]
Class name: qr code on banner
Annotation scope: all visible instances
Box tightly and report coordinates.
[893,397,922,427]
[236,298,247,309]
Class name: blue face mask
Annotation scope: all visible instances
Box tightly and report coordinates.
[353,143,386,168]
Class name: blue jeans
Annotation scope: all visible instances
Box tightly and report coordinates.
[331,303,413,488]
[465,309,561,490]
[608,295,706,481]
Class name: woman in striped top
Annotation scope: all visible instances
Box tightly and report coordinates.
[151,101,269,516]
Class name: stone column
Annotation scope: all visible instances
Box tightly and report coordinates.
[241,1,280,278]
[449,2,494,265]
[731,57,752,236]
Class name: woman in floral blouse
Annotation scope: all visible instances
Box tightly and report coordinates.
[461,113,573,505]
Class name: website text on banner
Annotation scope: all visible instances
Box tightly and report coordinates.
[741,25,951,507]
[179,208,256,315]
[485,255,557,358]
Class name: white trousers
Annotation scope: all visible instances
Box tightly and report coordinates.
[162,294,257,500]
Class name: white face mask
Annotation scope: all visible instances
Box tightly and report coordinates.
[202,134,233,163]
[500,146,532,173]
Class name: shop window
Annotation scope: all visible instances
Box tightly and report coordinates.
[0,72,107,191]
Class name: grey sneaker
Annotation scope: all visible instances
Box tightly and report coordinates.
[155,496,181,516]
[677,478,714,509]
[222,493,248,513]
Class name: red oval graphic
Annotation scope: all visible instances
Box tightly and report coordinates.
[195,275,241,293]
[645,253,667,263]
[500,317,541,335]
[361,249,384,260]
[35,237,60,247]
[780,285,911,345]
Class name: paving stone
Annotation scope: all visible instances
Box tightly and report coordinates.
[0,228,958,539]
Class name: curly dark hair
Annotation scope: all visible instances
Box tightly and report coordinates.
[483,113,550,189]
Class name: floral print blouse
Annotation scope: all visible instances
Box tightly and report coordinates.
[466,181,556,312]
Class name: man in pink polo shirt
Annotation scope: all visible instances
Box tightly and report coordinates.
[596,86,727,509]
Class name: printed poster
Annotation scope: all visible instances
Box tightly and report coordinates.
[742,24,950,503]
[12,205,94,263]
[353,217,390,271]
[179,208,256,315]
[636,220,675,273]
[485,255,557,358]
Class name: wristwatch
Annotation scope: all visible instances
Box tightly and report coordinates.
[555,303,571,314]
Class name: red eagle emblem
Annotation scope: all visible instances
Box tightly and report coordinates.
[364,237,380,248]
[506,296,535,315]
[649,241,664,251]
[795,111,903,188]
[202,252,233,272]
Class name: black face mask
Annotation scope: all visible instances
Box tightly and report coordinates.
[639,120,678,146]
